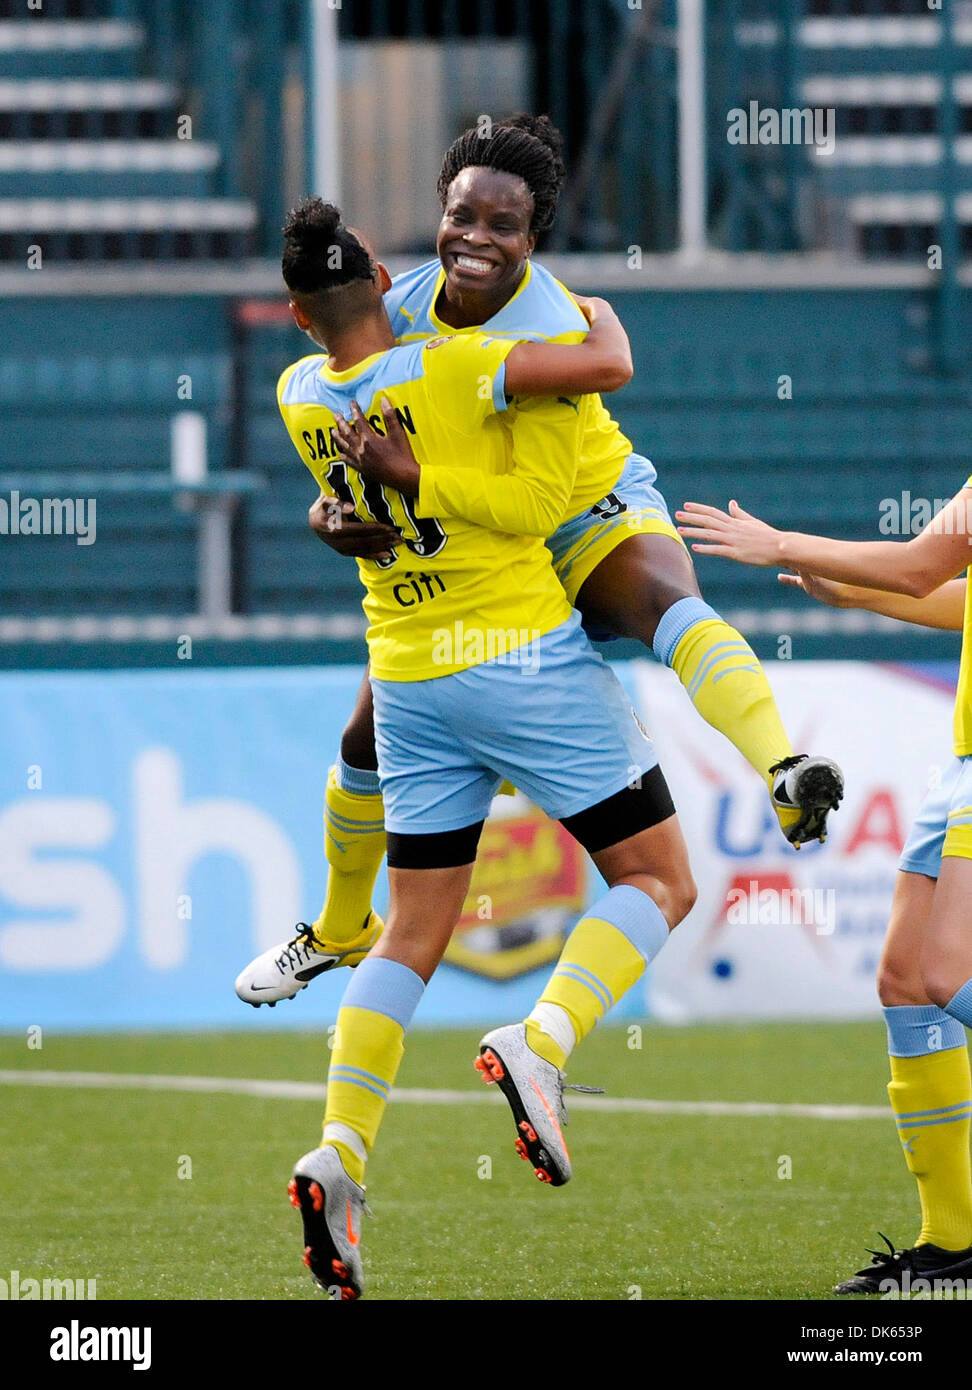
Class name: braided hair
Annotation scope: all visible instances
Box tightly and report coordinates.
[436,114,566,233]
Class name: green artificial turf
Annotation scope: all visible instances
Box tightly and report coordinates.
[0,1022,915,1301]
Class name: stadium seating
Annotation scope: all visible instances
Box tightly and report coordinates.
[0,8,257,261]
[1,0,969,669]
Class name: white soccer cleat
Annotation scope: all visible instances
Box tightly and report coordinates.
[234,914,383,1007]
[475,1023,574,1186]
[288,1145,367,1300]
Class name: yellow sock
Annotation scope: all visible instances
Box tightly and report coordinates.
[525,887,668,1068]
[322,1005,405,1185]
[888,1047,972,1250]
[669,617,796,824]
[312,767,386,945]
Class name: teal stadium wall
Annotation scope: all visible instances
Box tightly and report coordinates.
[1,281,968,668]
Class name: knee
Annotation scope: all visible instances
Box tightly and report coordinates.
[633,581,695,648]
[916,939,966,1010]
[919,961,958,1011]
[339,709,378,771]
[664,872,698,929]
[877,954,928,1008]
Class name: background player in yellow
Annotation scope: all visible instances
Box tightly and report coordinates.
[677,485,972,1294]
[267,199,696,1298]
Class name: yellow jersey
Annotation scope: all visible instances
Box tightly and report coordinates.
[277,332,578,682]
[385,258,633,524]
[954,478,972,755]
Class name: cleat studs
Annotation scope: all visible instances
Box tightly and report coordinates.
[332,1259,348,1278]
[268,1000,276,1008]
[287,1178,300,1208]
[518,1121,538,1143]
[514,1138,530,1160]
[473,1055,495,1085]
[302,1246,312,1268]
[480,1048,505,1081]
[535,1168,552,1183]
[309,1181,324,1212]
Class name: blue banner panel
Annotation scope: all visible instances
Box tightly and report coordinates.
[0,665,627,1031]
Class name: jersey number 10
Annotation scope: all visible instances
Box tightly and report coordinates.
[325,461,447,568]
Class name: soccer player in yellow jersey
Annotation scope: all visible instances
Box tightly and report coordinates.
[238,113,842,1013]
[271,199,697,1299]
[677,487,972,1294]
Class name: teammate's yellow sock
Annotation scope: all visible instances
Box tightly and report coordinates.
[888,1044,972,1250]
[669,616,793,792]
[525,885,670,1069]
[653,600,796,826]
[321,959,425,1185]
[311,763,386,946]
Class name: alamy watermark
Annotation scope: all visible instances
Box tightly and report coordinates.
[0,1268,97,1299]
[432,622,542,675]
[878,491,972,538]
[882,1269,972,1300]
[726,880,836,935]
[50,1320,151,1371]
[727,102,836,157]
[0,492,96,545]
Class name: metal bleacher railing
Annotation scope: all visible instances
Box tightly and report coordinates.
[2,0,970,261]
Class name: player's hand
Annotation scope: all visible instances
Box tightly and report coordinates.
[308,491,401,561]
[571,294,612,328]
[778,570,851,608]
[675,500,785,566]
[331,398,421,500]
[571,293,595,326]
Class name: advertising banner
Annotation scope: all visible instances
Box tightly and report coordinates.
[0,660,955,1029]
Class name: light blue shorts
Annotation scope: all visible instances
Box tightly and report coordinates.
[371,611,660,834]
[546,453,683,624]
[899,755,972,878]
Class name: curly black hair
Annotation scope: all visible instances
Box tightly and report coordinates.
[281,197,374,294]
[436,114,566,233]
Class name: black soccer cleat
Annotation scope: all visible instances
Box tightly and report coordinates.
[770,754,844,849]
[834,1232,972,1294]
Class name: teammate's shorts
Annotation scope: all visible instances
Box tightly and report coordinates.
[899,754,972,878]
[371,610,670,845]
[547,452,685,611]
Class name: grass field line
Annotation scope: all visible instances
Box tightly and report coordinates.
[0,1068,890,1120]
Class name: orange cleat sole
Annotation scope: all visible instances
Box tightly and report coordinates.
[474,1048,506,1083]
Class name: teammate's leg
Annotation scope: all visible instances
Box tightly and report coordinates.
[236,671,386,1005]
[570,516,841,847]
[310,668,385,947]
[319,856,476,1183]
[578,533,806,828]
[883,872,972,1252]
[477,800,696,1186]
[291,841,479,1298]
[837,786,972,1294]
[523,811,695,1072]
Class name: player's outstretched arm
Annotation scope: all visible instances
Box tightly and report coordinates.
[675,489,972,598]
[778,570,967,631]
[502,295,633,396]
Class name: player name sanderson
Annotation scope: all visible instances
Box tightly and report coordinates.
[50,1320,151,1371]
[0,491,96,545]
